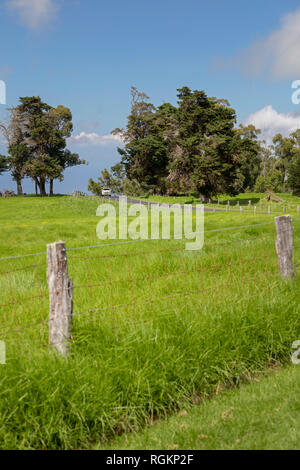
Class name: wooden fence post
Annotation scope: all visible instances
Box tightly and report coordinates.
[298,206,300,214]
[275,216,294,279]
[47,241,73,356]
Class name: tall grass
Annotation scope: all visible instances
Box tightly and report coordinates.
[0,196,299,449]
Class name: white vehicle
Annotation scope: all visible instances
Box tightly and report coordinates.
[101,188,111,196]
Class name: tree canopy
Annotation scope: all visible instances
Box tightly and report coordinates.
[0,155,8,175]
[0,96,85,196]
[109,87,263,200]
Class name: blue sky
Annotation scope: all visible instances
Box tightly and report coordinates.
[1,0,300,193]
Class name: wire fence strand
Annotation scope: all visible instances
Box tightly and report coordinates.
[0,222,299,341]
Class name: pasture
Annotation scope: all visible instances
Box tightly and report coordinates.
[0,195,299,449]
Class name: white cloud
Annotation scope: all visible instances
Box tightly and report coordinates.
[233,8,300,79]
[69,132,123,146]
[243,105,300,141]
[6,0,58,30]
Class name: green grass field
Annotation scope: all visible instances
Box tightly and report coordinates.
[104,364,300,450]
[0,194,300,449]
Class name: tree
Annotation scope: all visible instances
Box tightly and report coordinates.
[288,155,300,196]
[114,87,245,198]
[112,87,169,193]
[167,87,242,200]
[7,143,30,195]
[110,162,126,193]
[113,86,263,199]
[88,163,126,195]
[0,107,29,195]
[254,143,283,193]
[272,133,295,189]
[45,105,85,195]
[20,96,85,196]
[0,155,8,174]
[1,96,84,196]
[233,124,261,192]
[88,168,115,196]
[118,135,169,190]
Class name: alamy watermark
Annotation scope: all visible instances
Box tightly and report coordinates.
[291,340,300,365]
[291,80,300,105]
[0,80,6,105]
[96,196,204,251]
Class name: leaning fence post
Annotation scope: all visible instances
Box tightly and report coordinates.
[275,216,294,279]
[47,241,73,356]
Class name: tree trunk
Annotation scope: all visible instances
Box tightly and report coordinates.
[199,193,210,203]
[39,178,47,197]
[16,178,23,196]
[50,179,54,197]
[35,180,38,196]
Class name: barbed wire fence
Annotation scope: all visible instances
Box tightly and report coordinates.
[0,215,299,355]
[72,191,300,217]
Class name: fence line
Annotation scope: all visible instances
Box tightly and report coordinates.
[0,216,299,354]
[72,264,279,321]
[74,254,271,292]
[1,219,298,262]
[0,263,46,276]
[0,234,275,272]
[74,193,300,216]
[68,234,276,260]
[0,257,279,335]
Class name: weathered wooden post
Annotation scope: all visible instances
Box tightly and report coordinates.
[275,216,294,279]
[298,206,300,214]
[268,206,271,215]
[254,206,257,214]
[47,241,73,356]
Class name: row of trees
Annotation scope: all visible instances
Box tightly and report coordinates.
[0,96,84,196]
[89,87,300,199]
